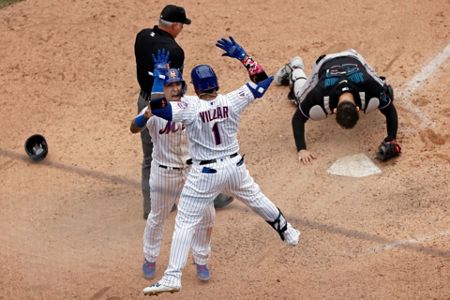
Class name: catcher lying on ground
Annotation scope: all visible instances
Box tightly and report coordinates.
[274,49,401,164]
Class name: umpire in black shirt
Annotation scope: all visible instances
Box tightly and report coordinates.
[134,4,191,219]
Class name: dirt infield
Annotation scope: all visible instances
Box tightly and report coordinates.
[1,1,449,299]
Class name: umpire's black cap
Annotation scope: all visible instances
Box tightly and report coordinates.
[160,5,191,25]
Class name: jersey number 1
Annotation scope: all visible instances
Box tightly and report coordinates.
[212,123,222,145]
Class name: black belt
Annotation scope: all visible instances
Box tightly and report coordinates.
[159,164,184,171]
[186,153,239,166]
[140,90,151,101]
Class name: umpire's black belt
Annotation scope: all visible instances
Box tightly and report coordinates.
[140,90,151,101]
[186,153,239,166]
[159,164,184,171]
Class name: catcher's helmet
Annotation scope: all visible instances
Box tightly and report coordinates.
[24,134,48,162]
[164,68,186,92]
[191,65,219,94]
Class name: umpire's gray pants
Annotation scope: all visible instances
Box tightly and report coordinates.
[137,92,153,219]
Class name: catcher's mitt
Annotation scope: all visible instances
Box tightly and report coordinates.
[376,140,401,161]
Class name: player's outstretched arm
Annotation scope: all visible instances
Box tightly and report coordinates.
[131,49,169,133]
[379,103,398,144]
[377,101,401,161]
[216,36,268,83]
[149,48,170,100]
[146,48,174,121]
[292,108,317,164]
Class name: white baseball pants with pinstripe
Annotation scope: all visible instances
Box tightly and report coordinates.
[159,154,299,288]
[143,160,215,266]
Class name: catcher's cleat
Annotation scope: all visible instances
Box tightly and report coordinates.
[275,56,305,86]
[142,260,156,280]
[275,63,292,86]
[143,283,180,296]
[196,264,211,281]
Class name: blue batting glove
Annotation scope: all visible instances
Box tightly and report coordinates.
[150,48,170,79]
[216,36,247,60]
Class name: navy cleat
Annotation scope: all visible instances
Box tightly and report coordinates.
[196,264,211,281]
[142,259,156,280]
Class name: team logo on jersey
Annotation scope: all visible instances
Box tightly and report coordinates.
[159,121,185,134]
[177,101,188,109]
[168,69,177,79]
[238,90,246,98]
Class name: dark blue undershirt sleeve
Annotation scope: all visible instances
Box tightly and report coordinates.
[379,103,398,141]
[292,108,309,151]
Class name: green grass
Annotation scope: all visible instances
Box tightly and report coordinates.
[0,0,24,9]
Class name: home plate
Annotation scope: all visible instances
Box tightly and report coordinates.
[327,153,382,177]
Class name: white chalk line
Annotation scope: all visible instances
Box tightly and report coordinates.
[368,229,450,254]
[366,43,450,255]
[398,42,450,129]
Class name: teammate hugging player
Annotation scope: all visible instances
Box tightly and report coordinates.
[142,37,301,296]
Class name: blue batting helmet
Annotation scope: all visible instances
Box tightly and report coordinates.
[191,65,219,93]
[164,68,186,89]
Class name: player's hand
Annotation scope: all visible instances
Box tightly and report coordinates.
[216,36,247,60]
[298,149,317,164]
[144,104,153,118]
[151,48,170,79]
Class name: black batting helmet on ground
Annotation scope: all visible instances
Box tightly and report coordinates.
[24,134,48,162]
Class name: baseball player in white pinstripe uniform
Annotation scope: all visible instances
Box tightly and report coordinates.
[130,66,215,282]
[142,37,301,296]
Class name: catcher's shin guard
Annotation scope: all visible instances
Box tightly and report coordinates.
[266,208,288,241]
[291,68,307,99]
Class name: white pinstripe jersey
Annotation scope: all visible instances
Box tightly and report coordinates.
[170,84,256,161]
[140,108,189,167]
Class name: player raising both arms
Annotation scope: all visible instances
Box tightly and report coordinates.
[142,37,301,296]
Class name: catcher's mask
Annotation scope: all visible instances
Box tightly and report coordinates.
[24,134,48,162]
[191,65,219,94]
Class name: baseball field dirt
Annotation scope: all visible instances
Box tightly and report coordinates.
[1,0,449,299]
